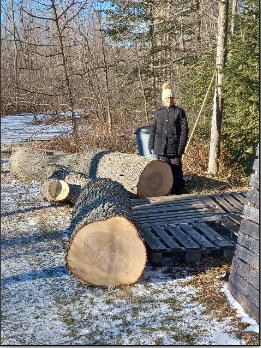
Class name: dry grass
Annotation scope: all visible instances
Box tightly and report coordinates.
[35,117,138,154]
[183,256,259,345]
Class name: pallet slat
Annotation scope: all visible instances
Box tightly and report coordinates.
[149,195,200,203]
[221,194,244,211]
[231,192,247,205]
[130,195,200,207]
[239,219,259,239]
[165,225,200,250]
[221,216,240,232]
[226,213,242,224]
[210,195,239,213]
[139,224,166,252]
[193,222,234,248]
[132,201,205,212]
[229,283,259,323]
[237,233,259,255]
[135,210,214,223]
[133,208,210,219]
[131,198,201,209]
[136,213,222,225]
[151,224,182,251]
[243,205,259,224]
[199,195,226,214]
[246,189,259,208]
[178,224,216,250]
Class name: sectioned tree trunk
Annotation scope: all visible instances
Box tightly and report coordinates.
[9,146,173,198]
[9,146,77,182]
[66,178,147,286]
[73,150,173,198]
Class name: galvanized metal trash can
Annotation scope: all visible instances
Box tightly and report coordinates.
[135,126,158,159]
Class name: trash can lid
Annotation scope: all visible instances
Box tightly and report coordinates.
[134,126,151,134]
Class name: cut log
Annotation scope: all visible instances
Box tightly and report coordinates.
[66,178,147,286]
[137,160,173,198]
[8,146,76,182]
[72,150,173,197]
[40,169,89,204]
[10,146,174,198]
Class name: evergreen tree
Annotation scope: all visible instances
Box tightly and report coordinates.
[223,0,259,177]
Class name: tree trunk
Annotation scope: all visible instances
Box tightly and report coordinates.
[227,0,237,59]
[135,45,149,123]
[207,0,229,175]
[51,0,77,132]
[66,178,147,286]
[8,146,77,182]
[95,9,113,134]
[230,0,237,35]
[72,150,173,197]
[9,146,173,198]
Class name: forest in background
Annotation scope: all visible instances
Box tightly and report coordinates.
[1,0,259,184]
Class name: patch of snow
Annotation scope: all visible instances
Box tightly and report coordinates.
[221,283,259,333]
[1,121,258,345]
[200,331,245,345]
[1,113,72,145]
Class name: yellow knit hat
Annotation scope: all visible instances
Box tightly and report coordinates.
[161,82,174,100]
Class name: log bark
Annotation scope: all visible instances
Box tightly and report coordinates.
[72,150,173,197]
[8,146,77,182]
[10,146,173,198]
[40,169,89,204]
[66,178,147,286]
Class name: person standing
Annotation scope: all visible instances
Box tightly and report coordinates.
[148,82,189,194]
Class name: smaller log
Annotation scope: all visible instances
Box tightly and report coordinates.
[40,169,88,204]
[49,180,70,201]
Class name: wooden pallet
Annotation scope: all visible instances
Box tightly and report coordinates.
[131,191,246,265]
[139,221,236,265]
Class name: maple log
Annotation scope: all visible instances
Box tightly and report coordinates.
[66,178,147,286]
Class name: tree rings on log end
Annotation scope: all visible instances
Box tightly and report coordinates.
[66,216,147,286]
[137,160,173,198]
[49,180,69,202]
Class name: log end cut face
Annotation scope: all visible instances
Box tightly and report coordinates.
[137,160,173,198]
[66,216,147,286]
[49,180,70,202]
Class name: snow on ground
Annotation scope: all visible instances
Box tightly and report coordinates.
[1,113,72,145]
[1,115,259,345]
[222,284,259,334]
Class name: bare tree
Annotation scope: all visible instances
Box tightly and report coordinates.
[94,8,113,134]
[208,0,229,175]
[230,0,237,35]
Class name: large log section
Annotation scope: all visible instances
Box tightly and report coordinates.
[72,149,173,197]
[66,178,147,286]
[8,146,77,182]
[9,146,173,198]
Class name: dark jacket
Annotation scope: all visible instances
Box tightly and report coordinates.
[148,105,189,156]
